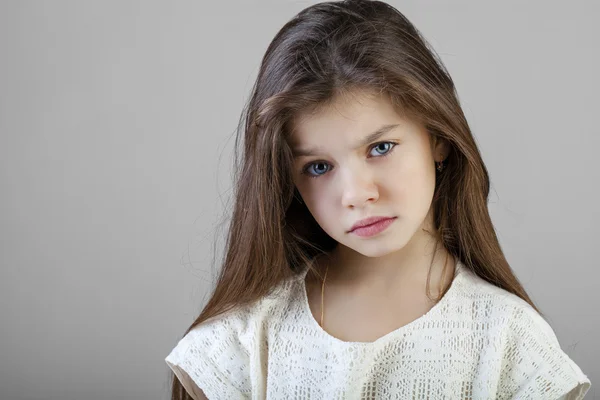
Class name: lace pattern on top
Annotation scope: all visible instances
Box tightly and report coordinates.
[165,262,591,399]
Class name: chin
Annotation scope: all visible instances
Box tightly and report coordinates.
[345,234,411,258]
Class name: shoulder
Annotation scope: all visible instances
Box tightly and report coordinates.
[165,306,253,399]
[454,266,591,399]
[498,300,591,399]
[165,275,300,399]
[452,264,532,313]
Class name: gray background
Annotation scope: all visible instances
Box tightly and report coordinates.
[0,1,597,399]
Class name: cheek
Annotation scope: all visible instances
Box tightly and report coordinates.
[297,185,339,229]
[389,156,436,208]
[304,189,333,217]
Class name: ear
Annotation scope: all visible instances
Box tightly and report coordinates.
[432,136,451,162]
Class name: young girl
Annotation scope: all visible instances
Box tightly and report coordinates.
[165,1,591,398]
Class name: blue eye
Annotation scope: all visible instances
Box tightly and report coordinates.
[304,162,330,177]
[301,141,398,179]
[370,142,394,156]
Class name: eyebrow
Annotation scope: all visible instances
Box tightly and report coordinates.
[292,123,400,158]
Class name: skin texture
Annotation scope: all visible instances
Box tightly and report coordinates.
[289,89,455,342]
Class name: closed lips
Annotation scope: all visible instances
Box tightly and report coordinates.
[349,216,395,232]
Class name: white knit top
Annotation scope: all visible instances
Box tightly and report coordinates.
[165,262,591,399]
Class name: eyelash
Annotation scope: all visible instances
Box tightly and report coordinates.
[301,141,398,179]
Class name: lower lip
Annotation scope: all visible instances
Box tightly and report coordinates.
[350,217,397,237]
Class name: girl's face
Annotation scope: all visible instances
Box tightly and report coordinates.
[289,90,446,258]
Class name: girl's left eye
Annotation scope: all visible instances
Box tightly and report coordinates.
[301,141,398,179]
[369,141,396,157]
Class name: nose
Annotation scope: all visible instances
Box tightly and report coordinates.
[340,167,379,208]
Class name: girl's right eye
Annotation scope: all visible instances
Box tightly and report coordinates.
[302,161,331,178]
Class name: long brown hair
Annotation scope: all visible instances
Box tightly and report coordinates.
[171,1,542,398]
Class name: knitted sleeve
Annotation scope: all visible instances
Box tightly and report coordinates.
[497,303,591,399]
[165,312,252,400]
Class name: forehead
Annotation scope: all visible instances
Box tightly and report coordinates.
[288,90,413,146]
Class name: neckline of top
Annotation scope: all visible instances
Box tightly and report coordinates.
[297,259,467,347]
